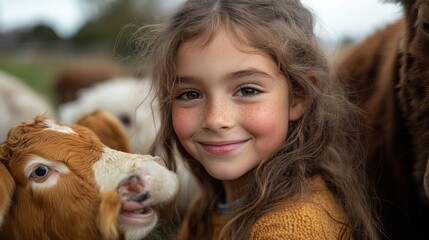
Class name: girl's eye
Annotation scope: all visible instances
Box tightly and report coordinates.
[177,90,201,100]
[31,165,49,179]
[236,86,261,97]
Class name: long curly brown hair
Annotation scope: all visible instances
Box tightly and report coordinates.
[137,0,381,239]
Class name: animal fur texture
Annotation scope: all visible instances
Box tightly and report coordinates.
[58,77,158,154]
[335,0,429,239]
[0,115,179,240]
[54,62,121,103]
[77,110,132,153]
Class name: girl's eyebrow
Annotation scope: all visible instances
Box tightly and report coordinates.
[175,68,275,84]
[174,75,198,84]
[224,69,275,81]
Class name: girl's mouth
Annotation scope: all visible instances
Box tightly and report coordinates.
[199,140,248,155]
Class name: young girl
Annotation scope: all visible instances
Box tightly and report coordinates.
[141,0,380,239]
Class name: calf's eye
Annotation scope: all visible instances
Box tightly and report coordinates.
[118,114,131,127]
[31,165,49,179]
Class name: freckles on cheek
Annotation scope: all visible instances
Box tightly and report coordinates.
[245,108,288,147]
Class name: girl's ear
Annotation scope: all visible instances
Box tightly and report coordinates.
[289,73,319,121]
[288,93,306,121]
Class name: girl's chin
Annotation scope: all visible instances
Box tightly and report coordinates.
[206,166,250,181]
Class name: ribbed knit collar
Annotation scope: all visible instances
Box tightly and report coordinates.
[216,197,245,215]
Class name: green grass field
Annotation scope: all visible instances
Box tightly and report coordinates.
[0,52,129,108]
[0,53,63,107]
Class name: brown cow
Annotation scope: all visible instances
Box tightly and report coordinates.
[54,62,121,103]
[335,0,429,239]
[0,116,179,239]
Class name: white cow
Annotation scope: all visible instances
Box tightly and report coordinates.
[58,77,199,214]
[0,70,54,141]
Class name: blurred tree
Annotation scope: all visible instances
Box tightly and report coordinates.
[8,24,65,50]
[30,25,62,43]
[71,0,165,56]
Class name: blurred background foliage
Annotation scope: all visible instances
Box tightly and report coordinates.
[71,0,165,55]
[0,0,171,106]
[0,0,358,108]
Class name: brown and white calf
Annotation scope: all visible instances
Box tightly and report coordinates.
[0,116,179,240]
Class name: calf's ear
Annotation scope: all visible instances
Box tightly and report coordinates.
[97,191,122,240]
[77,110,132,153]
[0,161,14,228]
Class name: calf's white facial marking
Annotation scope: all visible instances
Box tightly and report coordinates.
[93,148,178,197]
[25,156,70,189]
[93,147,179,238]
[42,120,76,134]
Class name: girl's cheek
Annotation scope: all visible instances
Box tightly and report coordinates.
[172,108,195,138]
[244,108,288,137]
[243,107,289,153]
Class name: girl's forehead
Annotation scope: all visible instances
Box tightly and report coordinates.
[178,26,251,53]
[174,26,283,78]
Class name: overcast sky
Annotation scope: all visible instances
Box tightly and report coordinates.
[0,0,403,44]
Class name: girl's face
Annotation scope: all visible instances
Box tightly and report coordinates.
[172,29,304,184]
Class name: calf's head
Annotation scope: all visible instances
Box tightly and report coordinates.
[0,116,179,240]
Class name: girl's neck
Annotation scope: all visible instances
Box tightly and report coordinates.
[221,173,252,204]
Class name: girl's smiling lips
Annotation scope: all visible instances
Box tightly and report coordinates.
[197,140,249,155]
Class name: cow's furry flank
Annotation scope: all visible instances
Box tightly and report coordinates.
[335,0,429,239]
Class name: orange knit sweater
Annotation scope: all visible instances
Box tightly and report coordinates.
[178,176,350,239]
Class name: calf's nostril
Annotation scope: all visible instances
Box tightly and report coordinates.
[117,175,145,195]
[125,192,149,202]
[117,174,153,203]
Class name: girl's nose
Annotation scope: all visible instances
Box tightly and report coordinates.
[202,99,233,132]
